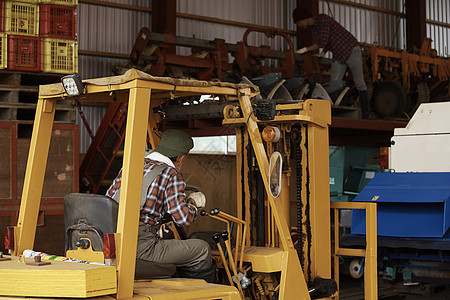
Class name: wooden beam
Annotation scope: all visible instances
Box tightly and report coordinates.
[295,0,319,49]
[152,0,176,53]
[152,0,176,35]
[329,0,449,29]
[78,49,129,59]
[328,0,405,17]
[177,12,296,36]
[79,0,151,12]
[426,19,450,29]
[406,0,426,50]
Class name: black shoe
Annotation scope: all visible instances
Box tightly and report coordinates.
[177,259,217,283]
[359,90,369,119]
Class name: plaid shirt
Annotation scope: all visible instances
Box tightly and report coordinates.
[106,159,197,227]
[312,14,358,63]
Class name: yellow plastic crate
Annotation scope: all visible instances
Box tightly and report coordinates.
[5,1,40,36]
[39,0,78,6]
[0,33,6,69]
[43,38,78,74]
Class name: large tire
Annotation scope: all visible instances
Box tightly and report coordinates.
[407,82,430,116]
[372,81,407,118]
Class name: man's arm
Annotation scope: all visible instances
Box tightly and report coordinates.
[106,168,123,197]
[314,14,331,49]
[296,43,319,54]
[164,173,198,226]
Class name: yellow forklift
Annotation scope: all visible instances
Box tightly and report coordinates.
[0,69,377,299]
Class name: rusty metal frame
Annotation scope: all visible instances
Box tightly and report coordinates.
[79,103,127,194]
[363,41,450,94]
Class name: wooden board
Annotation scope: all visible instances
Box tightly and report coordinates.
[16,126,76,199]
[133,278,240,299]
[183,154,237,235]
[0,256,117,298]
[0,123,78,256]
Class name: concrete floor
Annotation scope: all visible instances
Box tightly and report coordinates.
[338,275,450,300]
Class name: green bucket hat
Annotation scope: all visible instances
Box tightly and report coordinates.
[154,129,194,158]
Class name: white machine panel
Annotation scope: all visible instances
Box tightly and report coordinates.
[390,103,450,172]
[390,134,450,172]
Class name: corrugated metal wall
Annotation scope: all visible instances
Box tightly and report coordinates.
[177,0,296,51]
[427,0,449,56]
[77,0,152,152]
[177,0,407,52]
[319,0,406,49]
[78,0,151,79]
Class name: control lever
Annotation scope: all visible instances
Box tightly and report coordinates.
[212,233,233,286]
[201,210,230,234]
[221,231,243,295]
[213,208,247,272]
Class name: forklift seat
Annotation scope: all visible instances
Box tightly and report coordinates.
[64,193,176,279]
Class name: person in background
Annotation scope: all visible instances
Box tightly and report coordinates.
[293,8,369,119]
[106,129,215,282]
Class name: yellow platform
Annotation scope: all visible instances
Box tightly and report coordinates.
[0,256,117,298]
[242,246,283,273]
[133,278,240,300]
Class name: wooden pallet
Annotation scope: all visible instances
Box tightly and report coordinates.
[0,103,75,123]
[0,70,75,123]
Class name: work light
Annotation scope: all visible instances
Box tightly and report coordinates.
[61,74,85,96]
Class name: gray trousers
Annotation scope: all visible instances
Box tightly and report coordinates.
[327,46,367,93]
[137,221,212,270]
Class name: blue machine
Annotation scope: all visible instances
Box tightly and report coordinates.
[352,172,450,240]
[347,172,450,284]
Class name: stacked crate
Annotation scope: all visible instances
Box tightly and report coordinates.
[4,0,41,71]
[0,0,77,124]
[0,1,79,256]
[40,0,77,73]
[0,0,77,73]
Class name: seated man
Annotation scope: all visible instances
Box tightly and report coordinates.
[106,129,214,282]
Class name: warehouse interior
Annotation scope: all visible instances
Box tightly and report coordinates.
[0,0,449,299]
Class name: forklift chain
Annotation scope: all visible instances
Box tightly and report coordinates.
[293,125,313,283]
[240,127,246,226]
[293,127,304,271]
[304,124,312,283]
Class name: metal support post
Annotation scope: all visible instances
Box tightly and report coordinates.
[16,99,56,255]
[115,86,151,299]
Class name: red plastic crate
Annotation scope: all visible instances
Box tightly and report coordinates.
[40,4,77,40]
[7,35,42,72]
[40,0,77,6]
